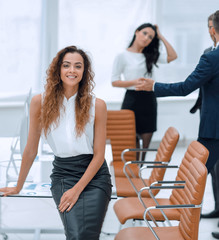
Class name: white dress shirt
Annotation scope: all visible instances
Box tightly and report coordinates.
[44,94,95,158]
[214,41,219,49]
[111,49,167,90]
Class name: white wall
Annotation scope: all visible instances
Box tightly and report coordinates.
[0,94,199,144]
[153,0,218,85]
[0,0,217,144]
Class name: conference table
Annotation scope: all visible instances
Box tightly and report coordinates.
[0,140,117,240]
[0,171,117,240]
[0,175,117,199]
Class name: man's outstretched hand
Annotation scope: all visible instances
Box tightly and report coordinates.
[135,78,155,91]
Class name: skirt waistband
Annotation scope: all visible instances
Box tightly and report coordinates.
[50,154,112,199]
[51,154,111,181]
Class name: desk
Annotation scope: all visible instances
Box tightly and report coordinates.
[0,138,116,239]
[0,179,117,199]
[0,182,64,240]
[0,172,117,240]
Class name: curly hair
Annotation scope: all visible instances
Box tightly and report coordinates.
[128,23,160,76]
[41,46,95,137]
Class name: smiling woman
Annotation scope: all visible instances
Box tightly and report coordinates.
[42,46,95,138]
[60,53,84,95]
[0,46,112,240]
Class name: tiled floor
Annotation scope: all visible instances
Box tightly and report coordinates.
[0,137,218,240]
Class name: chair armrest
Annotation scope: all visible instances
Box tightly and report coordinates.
[156,204,197,209]
[129,160,167,164]
[125,161,179,169]
[137,183,185,225]
[125,161,178,179]
[123,160,172,186]
[122,161,162,182]
[120,148,158,178]
[138,185,185,208]
[122,161,146,195]
[126,161,178,168]
[145,165,178,169]
[141,185,184,190]
[121,148,158,164]
[121,161,172,195]
[139,163,179,180]
[143,203,202,240]
[128,148,158,152]
[151,180,186,185]
[139,184,184,197]
[123,161,179,194]
[135,181,185,229]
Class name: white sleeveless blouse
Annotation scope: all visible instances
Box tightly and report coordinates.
[44,94,95,158]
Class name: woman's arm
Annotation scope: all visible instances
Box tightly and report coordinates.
[58,98,108,213]
[156,25,177,63]
[111,53,145,88]
[0,94,42,196]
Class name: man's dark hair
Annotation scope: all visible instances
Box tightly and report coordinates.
[208,14,214,22]
[212,10,219,33]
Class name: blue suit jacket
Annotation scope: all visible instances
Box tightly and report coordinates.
[154,47,219,139]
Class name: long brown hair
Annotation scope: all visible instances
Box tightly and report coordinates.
[41,46,95,137]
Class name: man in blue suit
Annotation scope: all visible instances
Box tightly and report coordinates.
[189,14,216,114]
[190,13,219,220]
[135,10,219,238]
[136,9,219,172]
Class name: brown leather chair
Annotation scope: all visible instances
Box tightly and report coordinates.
[115,126,180,197]
[115,157,208,240]
[114,140,209,225]
[107,110,139,177]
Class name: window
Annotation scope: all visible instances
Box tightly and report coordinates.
[0,0,42,96]
[58,0,154,101]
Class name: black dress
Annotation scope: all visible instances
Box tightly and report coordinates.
[121,90,157,134]
[111,51,162,135]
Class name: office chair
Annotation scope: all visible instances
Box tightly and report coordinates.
[114,140,209,227]
[115,127,179,197]
[115,157,208,240]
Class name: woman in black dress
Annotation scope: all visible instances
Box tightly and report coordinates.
[111,23,177,159]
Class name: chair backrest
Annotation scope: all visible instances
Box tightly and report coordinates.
[148,127,179,188]
[107,110,136,163]
[170,140,209,206]
[178,158,207,240]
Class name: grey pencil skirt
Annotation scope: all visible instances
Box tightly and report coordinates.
[50,154,112,240]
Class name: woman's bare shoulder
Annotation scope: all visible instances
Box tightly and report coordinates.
[95,98,107,112]
[30,94,42,111]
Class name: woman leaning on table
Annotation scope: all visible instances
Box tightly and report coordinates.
[111,23,177,160]
[0,45,112,240]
